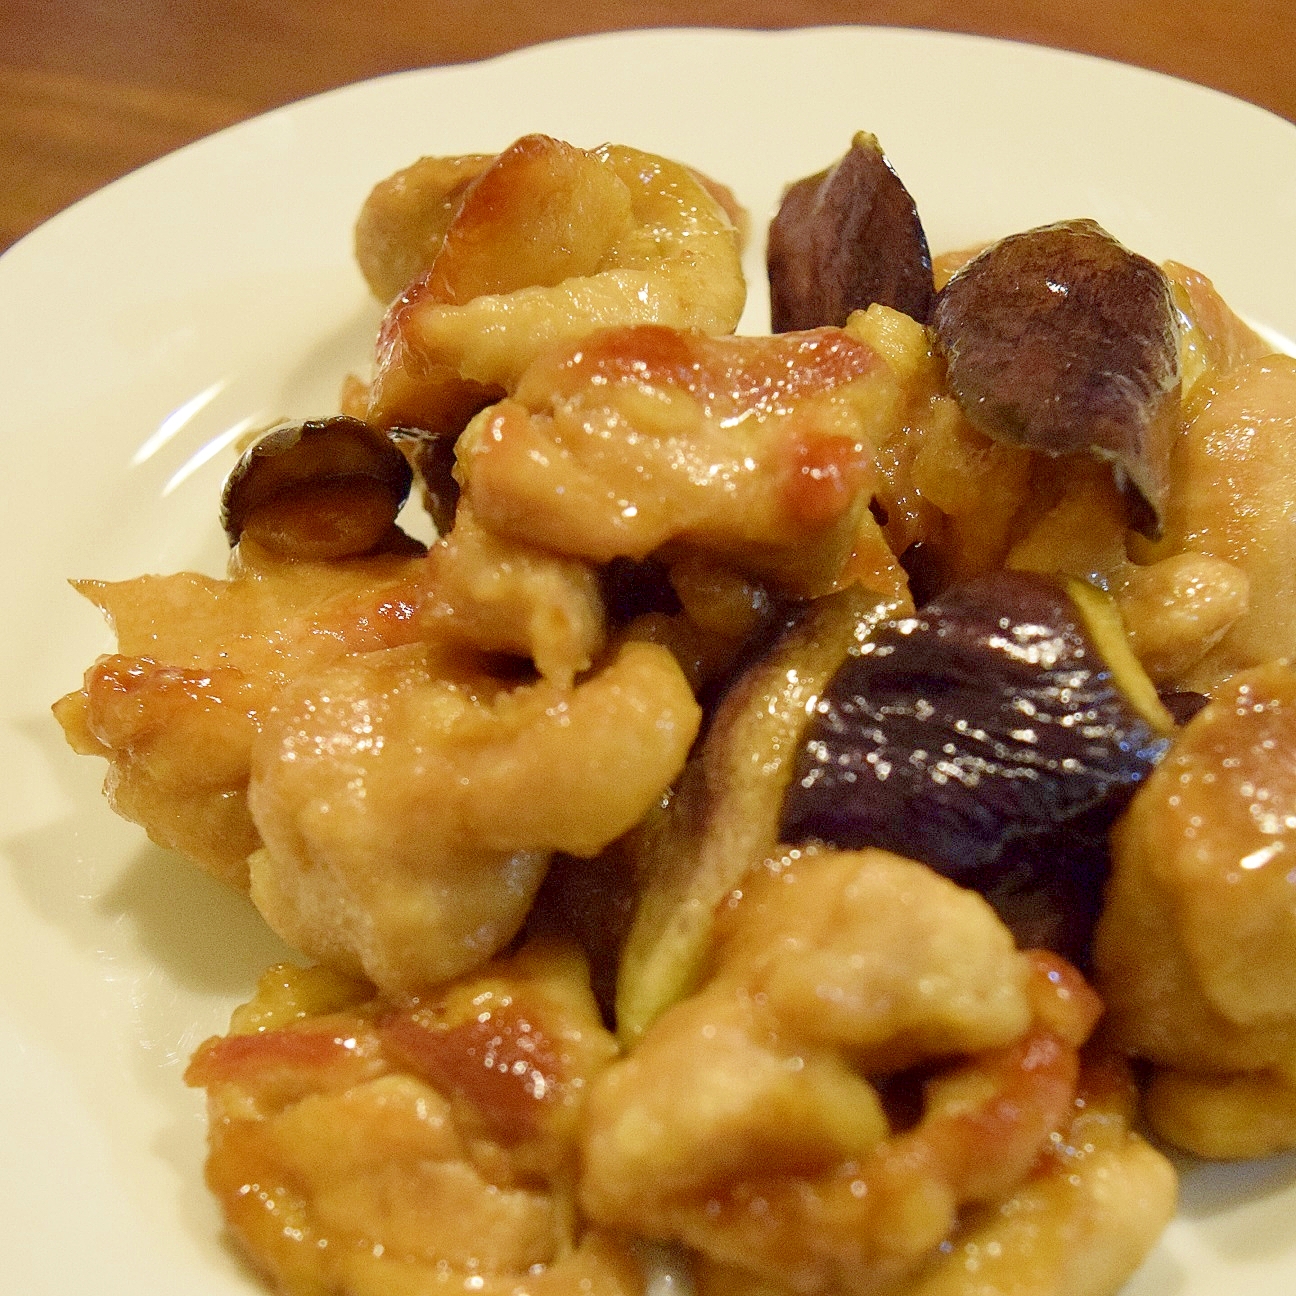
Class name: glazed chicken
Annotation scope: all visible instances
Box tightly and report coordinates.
[582,850,1175,1295]
[53,547,432,887]
[1095,661,1296,1157]
[361,134,747,435]
[185,941,640,1296]
[55,530,699,992]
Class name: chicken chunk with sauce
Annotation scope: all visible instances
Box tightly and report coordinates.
[1095,661,1296,1156]
[248,637,698,993]
[692,1057,1175,1296]
[580,850,1167,1296]
[55,527,696,994]
[365,135,747,435]
[457,309,966,601]
[52,546,432,887]
[186,941,641,1296]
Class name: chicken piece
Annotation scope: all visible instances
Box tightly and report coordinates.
[1134,354,1296,690]
[52,548,431,886]
[71,545,430,676]
[54,523,609,890]
[1164,259,1272,401]
[421,512,608,679]
[185,942,642,1296]
[711,850,1034,1073]
[366,134,746,433]
[422,506,606,687]
[353,144,752,317]
[907,398,1034,586]
[1094,661,1296,1154]
[55,515,677,995]
[581,849,1109,1296]
[354,151,496,304]
[458,320,929,600]
[692,1058,1175,1296]
[248,639,699,993]
[844,302,982,563]
[1143,1066,1296,1160]
[902,1056,1175,1296]
[1113,551,1250,684]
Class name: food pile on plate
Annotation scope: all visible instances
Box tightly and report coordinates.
[54,131,1296,1296]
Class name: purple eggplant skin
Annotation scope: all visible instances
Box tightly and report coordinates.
[1159,689,1209,727]
[388,425,459,535]
[767,132,936,331]
[779,571,1172,958]
[931,219,1180,540]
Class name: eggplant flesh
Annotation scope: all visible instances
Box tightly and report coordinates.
[779,571,1171,958]
[616,586,904,1041]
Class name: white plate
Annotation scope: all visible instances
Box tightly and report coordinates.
[3,25,1295,1296]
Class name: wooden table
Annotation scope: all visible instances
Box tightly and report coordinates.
[4,0,1293,254]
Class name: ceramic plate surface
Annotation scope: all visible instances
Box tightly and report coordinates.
[3,25,1295,1296]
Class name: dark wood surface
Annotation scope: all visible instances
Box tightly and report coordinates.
[4,0,1294,253]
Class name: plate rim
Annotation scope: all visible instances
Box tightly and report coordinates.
[4,23,1294,270]
[5,23,1296,1296]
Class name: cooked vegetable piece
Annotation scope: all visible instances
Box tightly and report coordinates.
[389,424,460,535]
[221,415,415,559]
[931,219,1180,539]
[767,131,935,331]
[780,571,1172,955]
[1159,688,1210,727]
[616,586,904,1042]
[976,817,1113,963]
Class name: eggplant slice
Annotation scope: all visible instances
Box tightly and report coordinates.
[780,571,1173,959]
[616,586,904,1041]
[931,219,1181,539]
[221,415,416,559]
[767,131,936,331]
